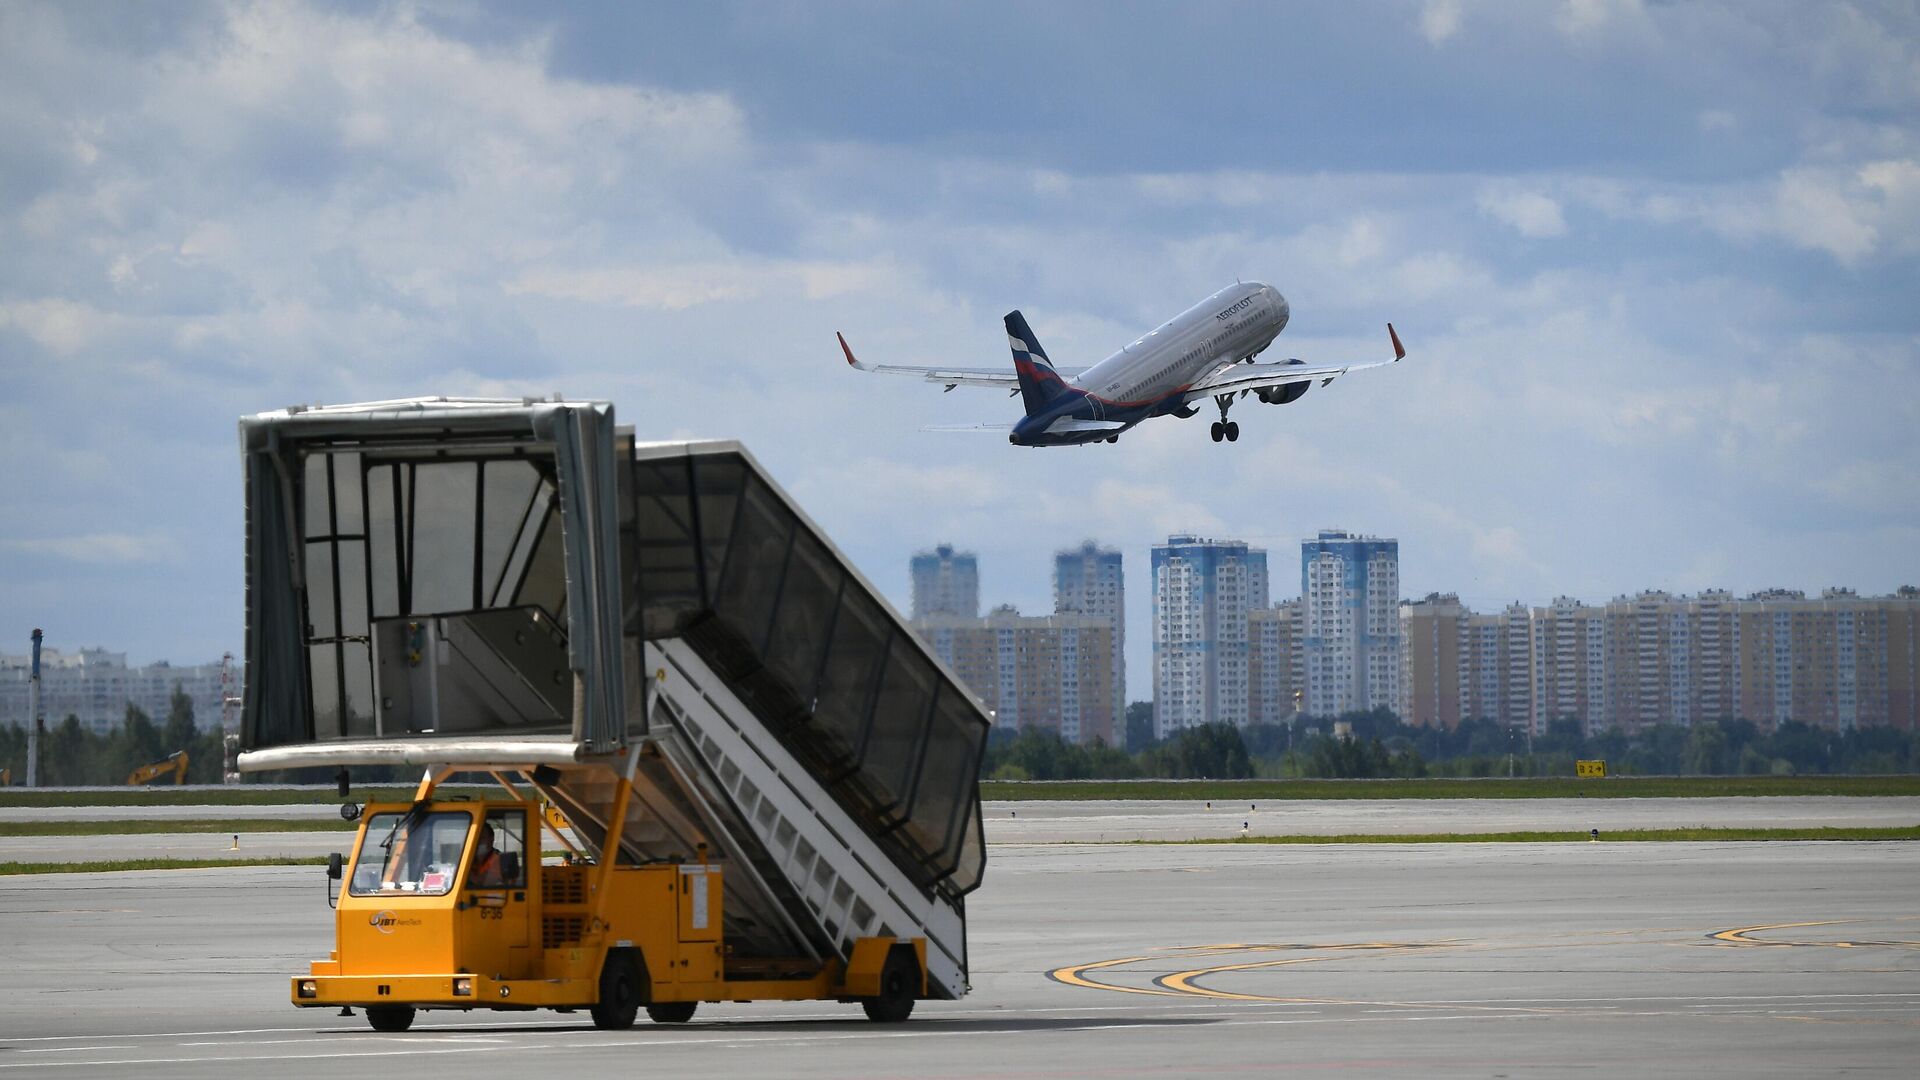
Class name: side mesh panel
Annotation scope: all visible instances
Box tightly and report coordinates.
[628,451,987,897]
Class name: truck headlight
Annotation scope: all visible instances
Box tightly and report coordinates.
[453,977,473,997]
[298,980,318,999]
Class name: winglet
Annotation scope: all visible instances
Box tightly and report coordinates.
[836,331,869,371]
[1388,323,1405,361]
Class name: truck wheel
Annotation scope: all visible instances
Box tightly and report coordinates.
[861,948,918,1023]
[590,952,642,1030]
[645,1001,697,1024]
[365,1005,415,1032]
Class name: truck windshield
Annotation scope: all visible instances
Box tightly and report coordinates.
[349,811,473,897]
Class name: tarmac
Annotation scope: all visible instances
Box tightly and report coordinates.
[0,803,1915,1076]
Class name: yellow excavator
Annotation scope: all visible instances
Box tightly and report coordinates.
[127,750,189,786]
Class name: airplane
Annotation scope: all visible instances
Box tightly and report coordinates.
[836,282,1404,446]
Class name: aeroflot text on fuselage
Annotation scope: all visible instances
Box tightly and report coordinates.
[836,280,1404,446]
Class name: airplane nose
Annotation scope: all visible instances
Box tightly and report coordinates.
[1270,290,1290,330]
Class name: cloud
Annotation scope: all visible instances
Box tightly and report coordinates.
[1477,188,1568,238]
[506,258,899,311]
[1420,1,1464,45]
[0,298,108,353]
[3,532,181,565]
[0,0,1915,686]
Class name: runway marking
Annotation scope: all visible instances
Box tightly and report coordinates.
[1710,919,1920,949]
[1048,941,1459,1003]
[1047,955,1187,997]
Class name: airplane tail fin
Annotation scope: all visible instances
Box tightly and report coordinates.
[1005,310,1070,416]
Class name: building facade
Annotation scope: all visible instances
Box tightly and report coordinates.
[909,544,979,620]
[1301,530,1401,717]
[1248,600,1304,726]
[1054,541,1126,738]
[0,647,237,735]
[912,607,1118,745]
[1151,536,1268,737]
[1395,587,1920,735]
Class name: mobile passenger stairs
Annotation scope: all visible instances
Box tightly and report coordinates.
[236,398,986,1029]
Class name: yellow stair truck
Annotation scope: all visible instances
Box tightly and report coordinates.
[234,399,987,1031]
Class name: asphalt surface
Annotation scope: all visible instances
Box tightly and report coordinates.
[1,813,1916,1076]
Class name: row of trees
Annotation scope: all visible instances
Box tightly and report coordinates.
[9,692,1918,786]
[0,687,228,786]
[985,703,1920,781]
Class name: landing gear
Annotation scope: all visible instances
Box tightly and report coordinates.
[1209,396,1239,443]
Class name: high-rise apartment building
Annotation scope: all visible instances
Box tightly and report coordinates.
[0,647,235,734]
[1396,587,1920,735]
[1528,596,1608,734]
[912,607,1117,744]
[1152,536,1268,737]
[1398,593,1468,730]
[1731,588,1920,731]
[909,544,979,620]
[1248,600,1303,726]
[1301,530,1400,717]
[1054,541,1125,737]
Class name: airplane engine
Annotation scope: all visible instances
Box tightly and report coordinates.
[1257,359,1309,404]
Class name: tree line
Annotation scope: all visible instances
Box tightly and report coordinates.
[0,684,419,787]
[980,703,1920,781]
[9,690,1918,786]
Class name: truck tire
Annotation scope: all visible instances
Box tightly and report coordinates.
[861,947,918,1023]
[590,951,642,1030]
[365,1005,416,1032]
[646,1001,697,1024]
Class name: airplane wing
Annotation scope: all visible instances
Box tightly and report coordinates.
[1183,324,1406,400]
[922,422,1014,433]
[837,332,1085,390]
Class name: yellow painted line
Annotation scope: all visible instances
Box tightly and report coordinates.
[1046,956,1186,997]
[1712,920,1847,945]
[1156,956,1332,1000]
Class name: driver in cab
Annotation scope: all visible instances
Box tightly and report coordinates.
[470,823,506,888]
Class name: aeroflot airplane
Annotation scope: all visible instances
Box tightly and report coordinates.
[837,282,1404,446]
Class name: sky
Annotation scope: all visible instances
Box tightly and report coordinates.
[1,0,1916,702]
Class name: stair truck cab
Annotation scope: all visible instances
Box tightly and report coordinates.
[235,399,988,1030]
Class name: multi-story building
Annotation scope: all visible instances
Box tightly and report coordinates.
[1248,600,1303,726]
[909,544,979,620]
[1398,593,1467,730]
[912,607,1117,744]
[1054,541,1125,738]
[1528,597,1608,734]
[1301,530,1400,718]
[1732,588,1920,731]
[1397,586,1920,736]
[1151,536,1268,737]
[0,647,237,735]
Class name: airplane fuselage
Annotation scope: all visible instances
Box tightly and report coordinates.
[1009,282,1289,446]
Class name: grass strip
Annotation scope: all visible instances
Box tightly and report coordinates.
[0,850,576,876]
[0,818,358,837]
[1115,826,1920,845]
[981,775,1920,801]
[0,856,328,875]
[0,786,429,808]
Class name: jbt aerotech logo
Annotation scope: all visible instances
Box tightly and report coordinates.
[368,911,421,934]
